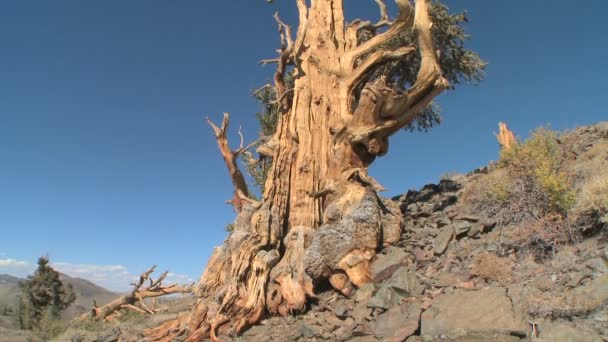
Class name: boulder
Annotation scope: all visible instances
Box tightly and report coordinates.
[534,322,602,341]
[433,226,453,255]
[452,220,472,236]
[368,267,421,309]
[371,303,420,341]
[371,246,409,280]
[421,287,527,339]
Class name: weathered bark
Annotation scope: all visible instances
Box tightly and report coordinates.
[77,266,193,322]
[146,1,448,340]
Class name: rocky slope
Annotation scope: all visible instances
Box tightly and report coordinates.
[234,122,608,342]
[57,122,608,341]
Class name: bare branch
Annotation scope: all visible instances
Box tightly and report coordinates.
[274,12,293,49]
[345,45,416,100]
[345,0,415,69]
[206,113,250,212]
[373,0,390,27]
[237,126,245,150]
[259,58,280,65]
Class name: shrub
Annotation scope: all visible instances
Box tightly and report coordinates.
[469,252,514,284]
[498,128,576,213]
[29,309,67,341]
[505,213,578,259]
[577,174,608,215]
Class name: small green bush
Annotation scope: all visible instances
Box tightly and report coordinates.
[497,128,576,213]
[29,309,66,341]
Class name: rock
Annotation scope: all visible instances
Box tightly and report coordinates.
[351,303,372,323]
[333,326,352,341]
[368,267,421,309]
[453,214,480,222]
[371,303,420,341]
[436,216,451,228]
[418,203,434,216]
[371,246,409,279]
[299,323,319,339]
[347,336,378,342]
[566,271,587,287]
[351,323,374,337]
[354,283,375,303]
[467,223,482,237]
[438,179,461,192]
[565,274,608,311]
[334,301,349,318]
[434,226,453,255]
[452,220,472,236]
[421,287,527,339]
[406,203,419,213]
[534,322,602,341]
[532,275,555,292]
[434,272,469,287]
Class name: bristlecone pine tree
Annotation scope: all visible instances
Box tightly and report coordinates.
[147,1,484,340]
[17,256,76,330]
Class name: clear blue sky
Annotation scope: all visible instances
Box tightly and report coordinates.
[1,1,606,290]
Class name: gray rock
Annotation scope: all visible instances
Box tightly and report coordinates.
[418,203,434,216]
[371,246,409,279]
[351,303,372,323]
[566,272,587,287]
[368,267,421,309]
[346,335,378,342]
[466,223,483,237]
[406,203,419,213]
[452,220,472,236]
[436,216,451,228]
[299,323,319,339]
[453,214,480,222]
[354,283,375,303]
[534,321,602,341]
[434,226,453,255]
[334,301,349,318]
[565,274,608,311]
[421,287,527,339]
[372,303,420,341]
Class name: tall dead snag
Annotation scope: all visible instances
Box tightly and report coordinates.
[146,1,483,341]
[496,121,517,150]
[78,266,193,322]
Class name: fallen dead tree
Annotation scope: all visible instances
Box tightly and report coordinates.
[77,265,193,322]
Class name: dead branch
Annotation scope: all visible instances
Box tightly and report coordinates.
[344,0,415,69]
[274,12,293,49]
[349,0,450,148]
[206,113,252,212]
[496,121,517,150]
[77,265,193,322]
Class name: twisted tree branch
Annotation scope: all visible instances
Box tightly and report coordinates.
[77,266,193,322]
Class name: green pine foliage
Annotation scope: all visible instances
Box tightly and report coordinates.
[17,256,76,333]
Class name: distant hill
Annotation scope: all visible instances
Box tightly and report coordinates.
[57,273,118,319]
[0,273,118,327]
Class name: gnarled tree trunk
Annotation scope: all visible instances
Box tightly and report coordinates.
[146,1,449,340]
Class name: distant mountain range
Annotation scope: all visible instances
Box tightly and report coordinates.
[0,273,118,328]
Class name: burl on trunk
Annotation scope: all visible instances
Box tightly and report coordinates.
[146,0,450,340]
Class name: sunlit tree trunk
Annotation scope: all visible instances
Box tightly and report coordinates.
[146,1,449,340]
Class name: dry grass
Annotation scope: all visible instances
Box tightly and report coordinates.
[469,252,514,284]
